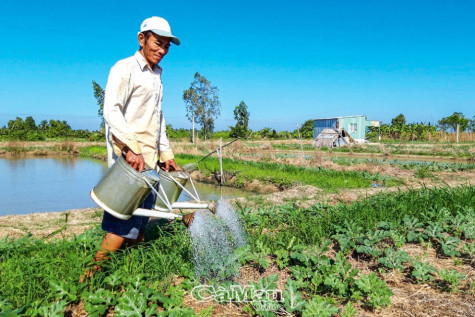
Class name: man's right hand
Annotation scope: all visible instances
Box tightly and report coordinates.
[125,149,145,172]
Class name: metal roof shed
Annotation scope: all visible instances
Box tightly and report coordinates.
[313,128,355,147]
[312,115,380,142]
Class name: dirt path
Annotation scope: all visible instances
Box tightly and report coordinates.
[0,208,101,240]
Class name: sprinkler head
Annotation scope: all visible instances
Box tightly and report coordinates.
[208,202,217,214]
[181,212,195,228]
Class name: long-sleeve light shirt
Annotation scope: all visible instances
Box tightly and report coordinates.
[104,51,174,168]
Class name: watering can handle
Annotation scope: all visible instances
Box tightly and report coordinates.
[120,150,154,171]
[141,174,173,212]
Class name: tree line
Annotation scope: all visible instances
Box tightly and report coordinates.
[179,74,475,141]
[0,116,103,141]
[2,72,473,142]
[368,113,475,141]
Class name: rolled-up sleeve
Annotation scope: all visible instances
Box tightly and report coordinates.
[103,63,142,155]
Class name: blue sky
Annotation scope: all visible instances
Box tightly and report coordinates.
[0,0,474,131]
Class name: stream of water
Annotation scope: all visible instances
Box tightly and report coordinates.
[188,199,247,280]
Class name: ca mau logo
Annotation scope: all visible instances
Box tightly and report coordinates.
[191,284,283,305]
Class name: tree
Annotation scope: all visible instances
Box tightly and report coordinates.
[253,127,278,139]
[298,119,314,139]
[389,114,407,139]
[230,101,250,138]
[5,117,43,140]
[183,73,221,140]
[92,80,105,130]
[438,112,469,132]
[46,120,72,138]
[24,116,37,131]
[38,120,49,132]
[7,117,25,131]
[391,114,406,127]
[166,124,191,139]
[468,115,475,132]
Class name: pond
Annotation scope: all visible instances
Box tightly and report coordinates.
[0,157,249,217]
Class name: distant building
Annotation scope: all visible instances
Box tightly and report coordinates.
[313,115,380,143]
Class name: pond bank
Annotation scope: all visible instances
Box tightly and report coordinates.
[0,208,101,240]
[0,141,107,160]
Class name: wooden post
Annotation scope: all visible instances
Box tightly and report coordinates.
[219,138,224,185]
[297,123,305,161]
[456,124,460,144]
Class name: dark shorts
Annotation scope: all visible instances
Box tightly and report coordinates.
[101,190,156,240]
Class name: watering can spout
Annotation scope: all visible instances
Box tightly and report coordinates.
[180,202,217,228]
[208,201,217,213]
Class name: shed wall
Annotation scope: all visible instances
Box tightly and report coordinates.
[313,119,338,139]
[339,116,367,140]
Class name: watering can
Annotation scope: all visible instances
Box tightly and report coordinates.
[90,155,213,227]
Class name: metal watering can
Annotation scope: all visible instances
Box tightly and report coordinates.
[90,155,212,227]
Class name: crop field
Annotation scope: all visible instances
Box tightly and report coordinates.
[222,140,475,159]
[172,141,474,195]
[0,186,474,316]
[175,154,402,190]
[0,140,474,316]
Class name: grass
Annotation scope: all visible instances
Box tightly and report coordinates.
[0,186,473,315]
[266,141,475,159]
[78,145,107,159]
[0,222,192,310]
[2,140,473,161]
[175,154,402,190]
[0,142,106,157]
[0,141,33,154]
[331,157,475,172]
[271,143,315,151]
[333,143,474,158]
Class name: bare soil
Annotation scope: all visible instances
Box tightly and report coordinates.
[0,208,101,240]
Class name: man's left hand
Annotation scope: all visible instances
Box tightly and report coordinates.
[159,159,178,171]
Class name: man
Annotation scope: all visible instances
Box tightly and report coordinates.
[83,17,180,280]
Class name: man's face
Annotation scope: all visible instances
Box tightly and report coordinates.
[139,33,171,67]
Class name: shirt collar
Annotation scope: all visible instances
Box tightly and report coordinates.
[134,51,162,73]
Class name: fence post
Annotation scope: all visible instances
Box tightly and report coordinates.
[297,123,305,162]
[219,137,224,185]
[192,114,195,144]
[456,124,460,144]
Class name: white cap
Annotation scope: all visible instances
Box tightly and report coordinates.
[140,16,180,45]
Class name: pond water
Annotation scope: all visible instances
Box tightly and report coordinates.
[0,157,249,217]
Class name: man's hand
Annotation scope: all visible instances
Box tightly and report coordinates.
[125,149,145,172]
[159,159,178,172]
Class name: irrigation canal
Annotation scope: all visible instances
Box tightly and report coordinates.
[0,157,248,216]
